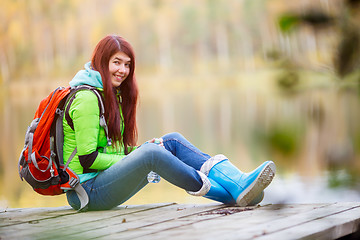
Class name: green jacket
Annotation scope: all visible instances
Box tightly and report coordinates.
[63,62,127,179]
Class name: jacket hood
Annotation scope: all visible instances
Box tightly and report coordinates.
[70,62,103,88]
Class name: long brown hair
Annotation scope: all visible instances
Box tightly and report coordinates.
[91,35,138,153]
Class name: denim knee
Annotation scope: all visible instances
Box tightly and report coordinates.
[137,143,172,168]
[162,132,184,141]
[139,142,162,153]
[138,142,166,160]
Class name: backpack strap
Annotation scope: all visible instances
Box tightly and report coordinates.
[64,147,89,212]
[52,89,79,166]
[91,90,112,146]
[64,96,76,131]
[64,85,112,146]
[59,147,88,212]
[74,182,89,212]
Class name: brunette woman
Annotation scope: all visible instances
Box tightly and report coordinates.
[64,35,276,211]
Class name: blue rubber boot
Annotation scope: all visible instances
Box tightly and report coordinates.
[186,169,264,206]
[203,178,236,205]
[201,155,275,207]
[202,178,264,206]
[186,171,235,205]
[248,191,264,206]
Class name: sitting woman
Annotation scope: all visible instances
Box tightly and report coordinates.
[64,35,276,211]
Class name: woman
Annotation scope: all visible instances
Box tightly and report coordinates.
[65,35,276,211]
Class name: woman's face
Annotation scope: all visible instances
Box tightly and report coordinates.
[109,51,131,88]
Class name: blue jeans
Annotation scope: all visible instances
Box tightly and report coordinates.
[66,132,211,210]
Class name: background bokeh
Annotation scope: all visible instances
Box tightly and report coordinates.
[1,0,360,209]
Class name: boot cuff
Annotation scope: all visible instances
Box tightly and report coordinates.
[187,171,211,196]
[200,154,228,176]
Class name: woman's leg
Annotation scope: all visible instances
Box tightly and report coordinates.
[160,132,237,205]
[67,143,204,211]
[162,132,211,170]
[161,132,273,206]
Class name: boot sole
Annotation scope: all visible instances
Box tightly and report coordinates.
[236,161,276,207]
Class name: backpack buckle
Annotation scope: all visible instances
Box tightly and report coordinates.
[55,108,63,115]
[69,177,79,188]
[50,167,55,177]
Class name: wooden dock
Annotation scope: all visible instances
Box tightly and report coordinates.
[1,202,360,239]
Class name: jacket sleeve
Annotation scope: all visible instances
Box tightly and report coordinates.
[69,90,124,171]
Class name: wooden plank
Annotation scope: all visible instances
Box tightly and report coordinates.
[97,204,238,240]
[129,203,348,240]
[43,203,226,240]
[145,202,359,240]
[104,203,330,240]
[0,206,74,227]
[0,203,174,239]
[0,203,330,240]
[0,203,171,227]
[256,205,360,240]
[242,202,360,240]
[1,203,360,240]
[0,203,175,239]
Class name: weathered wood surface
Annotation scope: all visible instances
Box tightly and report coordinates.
[1,202,360,239]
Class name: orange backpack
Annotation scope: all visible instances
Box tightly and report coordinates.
[18,85,110,211]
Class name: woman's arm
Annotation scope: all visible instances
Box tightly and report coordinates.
[70,90,125,171]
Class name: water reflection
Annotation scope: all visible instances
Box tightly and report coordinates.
[1,73,360,209]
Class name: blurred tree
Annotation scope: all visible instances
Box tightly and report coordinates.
[335,0,360,78]
[278,2,360,81]
[0,0,356,83]
[277,0,360,188]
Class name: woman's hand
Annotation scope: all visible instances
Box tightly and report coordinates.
[147,138,164,148]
